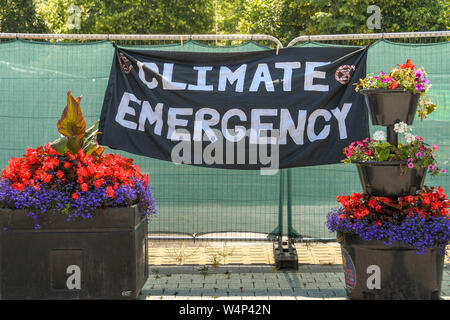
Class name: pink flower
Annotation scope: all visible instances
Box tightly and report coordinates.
[442,169,447,174]
[428,164,434,171]
[415,70,424,78]
[432,144,439,151]
[407,163,414,169]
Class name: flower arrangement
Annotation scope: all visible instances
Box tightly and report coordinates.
[354,59,437,120]
[341,122,446,176]
[326,186,450,254]
[0,91,157,230]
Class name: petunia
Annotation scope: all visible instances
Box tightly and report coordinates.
[408,162,414,169]
[415,69,424,78]
[415,83,423,91]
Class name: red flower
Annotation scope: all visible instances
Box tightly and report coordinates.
[105,186,115,198]
[81,183,88,192]
[398,59,415,70]
[56,170,64,179]
[72,192,79,200]
[389,80,399,89]
[93,179,105,188]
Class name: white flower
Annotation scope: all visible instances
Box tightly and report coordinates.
[373,130,387,141]
[393,121,408,134]
[404,132,416,144]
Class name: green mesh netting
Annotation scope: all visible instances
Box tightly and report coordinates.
[289,39,450,239]
[0,39,280,238]
[0,38,448,239]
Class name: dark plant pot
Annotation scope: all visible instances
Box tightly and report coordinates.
[0,205,148,300]
[355,161,427,197]
[337,233,445,300]
[360,88,421,126]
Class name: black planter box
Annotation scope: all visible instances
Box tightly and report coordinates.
[360,88,420,126]
[355,161,426,197]
[0,205,148,300]
[337,233,445,300]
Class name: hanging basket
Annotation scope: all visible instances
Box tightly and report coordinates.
[360,88,421,126]
[354,161,427,197]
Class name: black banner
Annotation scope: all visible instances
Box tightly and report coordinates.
[98,46,368,170]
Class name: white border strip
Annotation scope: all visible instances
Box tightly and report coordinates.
[0,33,283,48]
[287,30,450,47]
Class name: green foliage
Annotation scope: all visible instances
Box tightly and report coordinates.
[1,1,448,45]
[34,0,215,34]
[238,0,449,45]
[0,0,47,32]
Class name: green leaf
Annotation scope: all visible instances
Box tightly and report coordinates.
[57,90,86,139]
[66,135,84,155]
[49,136,68,155]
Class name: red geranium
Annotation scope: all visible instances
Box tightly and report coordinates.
[0,144,149,199]
[398,59,415,70]
[337,186,450,226]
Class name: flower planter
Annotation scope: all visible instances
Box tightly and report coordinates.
[355,161,427,197]
[360,89,421,126]
[0,204,148,300]
[337,233,445,300]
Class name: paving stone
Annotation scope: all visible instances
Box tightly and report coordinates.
[189,289,205,296]
[332,289,347,297]
[268,296,296,300]
[214,296,242,300]
[214,290,229,297]
[163,288,181,295]
[201,290,218,297]
[143,288,164,296]
[253,288,269,296]
[292,288,309,297]
[266,289,282,296]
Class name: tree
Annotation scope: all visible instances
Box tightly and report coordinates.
[0,0,47,33]
[34,0,215,34]
[237,0,450,45]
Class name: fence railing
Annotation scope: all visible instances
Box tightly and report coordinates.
[0,31,448,243]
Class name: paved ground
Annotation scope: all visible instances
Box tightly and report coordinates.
[141,241,450,300]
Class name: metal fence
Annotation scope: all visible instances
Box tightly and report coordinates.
[0,31,449,244]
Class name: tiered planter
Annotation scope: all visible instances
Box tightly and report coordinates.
[360,88,420,125]
[337,89,445,300]
[0,205,148,300]
[355,161,427,197]
[338,233,444,300]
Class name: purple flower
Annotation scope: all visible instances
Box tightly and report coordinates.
[422,78,429,84]
[415,83,423,91]
[0,177,157,230]
[326,207,450,255]
[415,70,424,78]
